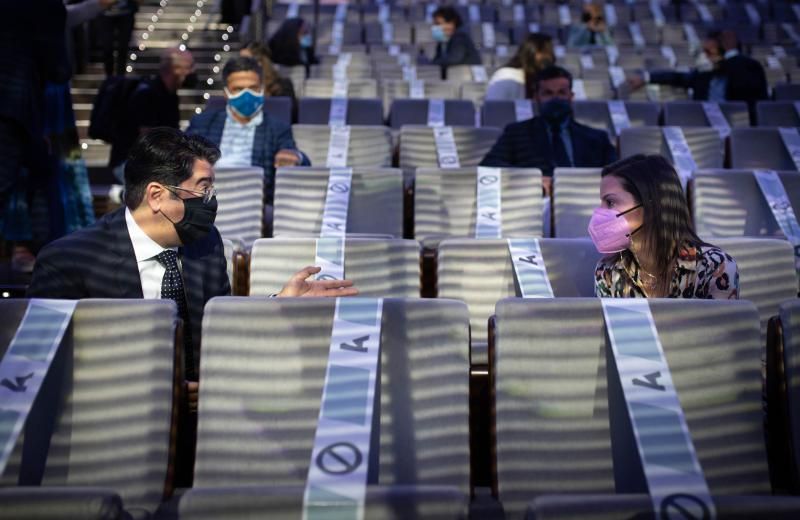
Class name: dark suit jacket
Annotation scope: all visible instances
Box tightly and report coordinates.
[649,54,768,109]
[185,106,310,203]
[432,30,482,68]
[480,116,618,176]
[27,207,231,375]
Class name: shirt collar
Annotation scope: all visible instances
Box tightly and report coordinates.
[723,49,739,59]
[125,207,177,263]
[225,105,264,128]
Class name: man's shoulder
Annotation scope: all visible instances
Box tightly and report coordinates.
[35,210,122,271]
[189,106,225,127]
[501,116,539,135]
[570,119,612,142]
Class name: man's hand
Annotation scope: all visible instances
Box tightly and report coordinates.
[542,176,553,197]
[274,149,302,168]
[185,381,198,413]
[278,266,359,297]
[626,73,645,91]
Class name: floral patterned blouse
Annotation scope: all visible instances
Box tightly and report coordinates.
[594,243,739,299]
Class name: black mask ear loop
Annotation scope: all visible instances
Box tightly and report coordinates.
[615,203,643,237]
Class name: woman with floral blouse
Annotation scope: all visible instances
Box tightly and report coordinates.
[590,154,739,299]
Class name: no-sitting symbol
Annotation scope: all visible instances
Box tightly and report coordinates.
[316,442,363,476]
[659,493,712,520]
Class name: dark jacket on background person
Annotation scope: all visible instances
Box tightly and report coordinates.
[185,106,311,203]
[431,29,482,68]
[480,116,618,177]
[27,206,231,370]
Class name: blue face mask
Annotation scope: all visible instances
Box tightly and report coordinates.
[431,25,448,43]
[226,87,264,119]
[300,33,313,48]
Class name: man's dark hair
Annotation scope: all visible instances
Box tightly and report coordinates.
[124,127,220,209]
[222,56,263,84]
[534,65,573,92]
[433,6,463,28]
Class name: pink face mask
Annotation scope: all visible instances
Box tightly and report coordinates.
[587,206,641,254]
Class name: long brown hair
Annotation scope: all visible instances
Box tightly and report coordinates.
[242,41,283,96]
[601,154,704,286]
[504,33,555,98]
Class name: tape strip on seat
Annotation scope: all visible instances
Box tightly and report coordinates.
[469,4,480,23]
[507,239,554,298]
[608,101,631,137]
[609,66,626,90]
[778,127,800,171]
[471,66,488,83]
[604,4,618,26]
[701,103,731,138]
[381,22,393,45]
[316,168,352,281]
[528,22,540,34]
[630,23,645,48]
[402,65,416,81]
[481,22,496,48]
[332,79,349,98]
[329,21,345,55]
[378,4,389,23]
[684,23,701,54]
[580,54,595,70]
[329,97,348,127]
[513,5,525,24]
[475,167,502,238]
[558,5,571,26]
[433,126,460,169]
[661,45,677,67]
[601,298,716,520]
[649,0,665,26]
[287,2,299,19]
[696,2,713,23]
[326,125,350,168]
[409,79,425,99]
[782,24,800,46]
[0,299,78,475]
[745,3,761,26]
[427,98,445,127]
[573,79,588,100]
[605,45,619,66]
[302,297,383,520]
[754,169,800,274]
[514,99,533,122]
[662,126,697,189]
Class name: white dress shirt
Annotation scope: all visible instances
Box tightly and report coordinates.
[215,107,263,168]
[125,208,178,299]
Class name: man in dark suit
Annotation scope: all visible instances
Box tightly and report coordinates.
[421,6,482,70]
[628,30,768,118]
[481,65,618,195]
[186,56,309,207]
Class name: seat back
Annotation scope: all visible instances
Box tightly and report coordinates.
[297,98,384,126]
[272,167,403,237]
[291,125,393,168]
[757,101,800,127]
[389,100,476,128]
[730,128,799,171]
[398,126,501,169]
[552,167,602,238]
[692,169,800,238]
[493,298,770,518]
[302,79,379,99]
[213,167,264,247]
[779,299,800,485]
[620,126,724,169]
[774,83,800,100]
[663,101,750,128]
[480,100,536,129]
[573,101,661,137]
[0,299,177,515]
[194,297,471,491]
[380,80,459,117]
[413,167,542,245]
[249,238,420,297]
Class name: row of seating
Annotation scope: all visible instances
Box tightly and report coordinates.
[2,296,799,518]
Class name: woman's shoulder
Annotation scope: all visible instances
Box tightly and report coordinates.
[695,242,737,267]
[489,67,524,83]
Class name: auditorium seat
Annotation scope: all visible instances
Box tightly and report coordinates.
[772,299,800,490]
[249,238,420,297]
[620,126,725,169]
[213,166,264,247]
[445,65,493,83]
[301,78,379,99]
[525,494,800,519]
[774,83,800,101]
[291,125,393,167]
[374,64,443,82]
[177,485,468,520]
[0,300,178,518]
[297,98,384,126]
[663,100,750,128]
[414,167,543,246]
[272,167,403,238]
[730,128,800,171]
[552,167,602,238]
[398,126,501,169]
[572,101,661,138]
[460,82,488,107]
[492,298,772,517]
[756,101,800,127]
[389,99,476,128]
[381,80,460,117]
[692,170,800,239]
[364,22,414,45]
[480,100,536,129]
[184,297,471,516]
[437,238,599,364]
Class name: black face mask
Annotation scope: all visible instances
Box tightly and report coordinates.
[165,195,217,245]
[539,98,573,126]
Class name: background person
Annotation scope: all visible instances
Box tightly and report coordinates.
[419,6,481,69]
[486,32,555,101]
[240,41,296,101]
[268,17,317,68]
[567,3,613,47]
[591,154,739,299]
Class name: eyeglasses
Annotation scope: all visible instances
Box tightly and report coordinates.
[164,184,217,204]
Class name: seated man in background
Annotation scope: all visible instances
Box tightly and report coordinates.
[628,29,767,119]
[481,66,617,195]
[186,56,309,207]
[567,3,614,47]
[419,6,482,70]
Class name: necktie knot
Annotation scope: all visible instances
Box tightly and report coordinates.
[155,250,179,271]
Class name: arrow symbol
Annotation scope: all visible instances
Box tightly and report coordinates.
[1,373,34,393]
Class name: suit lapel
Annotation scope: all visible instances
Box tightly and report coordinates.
[107,208,145,299]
